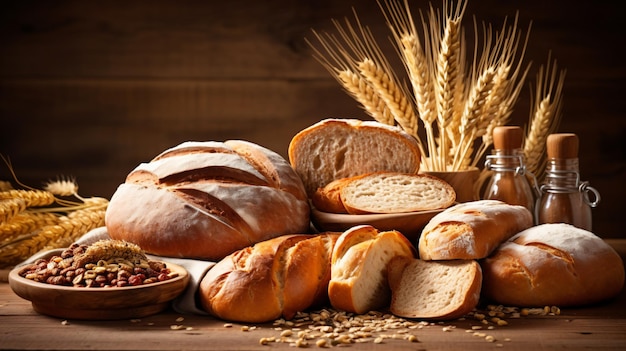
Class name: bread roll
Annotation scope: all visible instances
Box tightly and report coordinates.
[198,233,338,323]
[288,118,422,197]
[481,223,625,307]
[388,257,482,320]
[329,225,416,314]
[105,140,310,261]
[419,200,533,260]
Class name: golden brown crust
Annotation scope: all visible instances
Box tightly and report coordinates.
[418,200,533,260]
[481,223,626,307]
[198,233,339,323]
[328,225,416,314]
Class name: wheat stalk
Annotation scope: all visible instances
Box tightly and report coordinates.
[524,53,565,180]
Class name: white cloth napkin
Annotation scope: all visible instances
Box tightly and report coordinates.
[22,227,215,315]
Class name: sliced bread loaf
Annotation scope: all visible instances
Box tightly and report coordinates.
[288,119,422,197]
[328,225,416,314]
[340,172,456,214]
[388,257,482,320]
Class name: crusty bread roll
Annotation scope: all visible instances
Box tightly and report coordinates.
[419,200,533,260]
[288,118,422,197]
[388,257,482,320]
[481,223,625,307]
[105,140,310,261]
[198,233,338,323]
[313,172,455,214]
[328,225,416,314]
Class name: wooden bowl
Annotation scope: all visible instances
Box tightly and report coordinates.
[311,207,444,243]
[8,251,190,320]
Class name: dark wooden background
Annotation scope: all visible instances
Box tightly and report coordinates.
[1,0,624,238]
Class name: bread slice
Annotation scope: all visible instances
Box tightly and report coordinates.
[288,119,422,197]
[340,172,456,214]
[388,257,482,320]
[328,225,416,314]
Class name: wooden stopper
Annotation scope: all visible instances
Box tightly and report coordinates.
[546,133,579,159]
[492,126,523,150]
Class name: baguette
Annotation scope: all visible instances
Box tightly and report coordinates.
[481,223,625,307]
[288,118,422,197]
[418,200,533,260]
[328,225,416,314]
[198,233,339,323]
[388,257,482,320]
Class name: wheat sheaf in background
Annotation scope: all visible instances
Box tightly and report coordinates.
[309,0,564,172]
[0,157,108,268]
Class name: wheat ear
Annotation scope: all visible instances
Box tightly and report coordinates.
[0,207,106,267]
[358,58,418,136]
[434,0,467,171]
[338,69,395,125]
[0,212,58,239]
[524,53,565,179]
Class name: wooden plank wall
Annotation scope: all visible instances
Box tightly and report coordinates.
[1,0,624,238]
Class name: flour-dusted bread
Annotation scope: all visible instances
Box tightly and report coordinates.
[105,140,310,261]
[329,225,416,314]
[288,118,422,197]
[418,200,533,260]
[198,233,338,323]
[340,172,455,214]
[481,223,625,307]
[388,257,482,320]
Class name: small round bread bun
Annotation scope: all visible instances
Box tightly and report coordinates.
[481,223,625,307]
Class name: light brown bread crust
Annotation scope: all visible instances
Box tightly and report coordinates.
[288,119,422,197]
[328,225,416,314]
[198,233,339,323]
[418,200,533,260]
[105,140,310,261]
[481,223,625,307]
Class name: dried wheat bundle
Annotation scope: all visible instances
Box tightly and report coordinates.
[523,53,566,181]
[308,0,565,172]
[0,162,109,268]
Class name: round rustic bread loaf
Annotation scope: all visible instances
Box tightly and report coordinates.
[105,140,311,261]
[481,223,625,307]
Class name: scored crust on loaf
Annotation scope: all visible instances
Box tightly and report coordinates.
[199,233,339,323]
[340,172,456,214]
[388,257,482,320]
[328,225,416,314]
[288,119,422,196]
[481,223,626,307]
[418,200,533,260]
[105,140,310,261]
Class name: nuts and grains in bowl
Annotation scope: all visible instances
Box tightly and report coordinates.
[18,239,178,287]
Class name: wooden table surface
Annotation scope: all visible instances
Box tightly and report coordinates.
[1,240,625,351]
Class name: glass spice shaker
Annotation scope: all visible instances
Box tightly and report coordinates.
[536,133,600,231]
[483,126,537,213]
